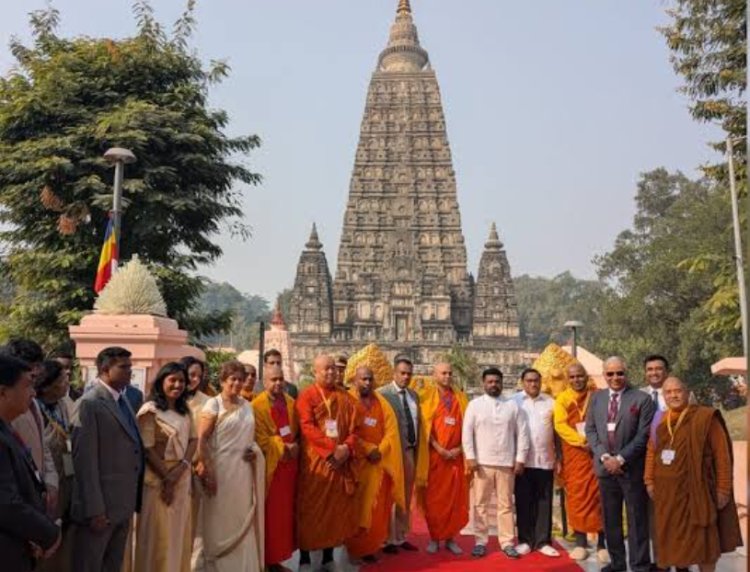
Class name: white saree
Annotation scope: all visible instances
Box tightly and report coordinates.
[195,397,264,572]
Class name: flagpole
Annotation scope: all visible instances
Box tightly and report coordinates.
[103,147,136,270]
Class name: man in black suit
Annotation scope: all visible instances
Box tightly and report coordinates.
[0,355,60,572]
[585,356,655,572]
[71,346,144,572]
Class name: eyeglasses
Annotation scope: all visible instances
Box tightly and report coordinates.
[605,371,626,377]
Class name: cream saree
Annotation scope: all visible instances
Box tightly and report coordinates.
[195,397,264,572]
[135,403,193,572]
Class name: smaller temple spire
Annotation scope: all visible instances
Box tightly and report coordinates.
[397,0,412,16]
[306,223,322,250]
[485,222,503,250]
[270,301,286,329]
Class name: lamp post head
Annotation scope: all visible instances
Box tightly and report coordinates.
[564,320,584,330]
[104,147,136,165]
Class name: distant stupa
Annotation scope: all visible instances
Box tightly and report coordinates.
[288,1,523,377]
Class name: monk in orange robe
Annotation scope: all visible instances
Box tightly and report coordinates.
[416,362,469,555]
[553,363,608,563]
[345,366,405,564]
[296,355,360,571]
[252,366,299,572]
[645,377,742,572]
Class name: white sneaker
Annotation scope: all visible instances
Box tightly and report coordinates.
[568,546,588,561]
[445,539,463,555]
[538,544,560,557]
[426,540,439,554]
[515,543,531,555]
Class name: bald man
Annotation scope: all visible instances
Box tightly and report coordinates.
[295,355,360,571]
[415,363,469,555]
[252,366,299,572]
[645,377,741,572]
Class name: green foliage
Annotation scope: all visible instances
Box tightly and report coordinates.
[0,3,261,348]
[441,344,480,391]
[593,168,742,402]
[196,281,271,350]
[513,272,606,351]
[661,0,746,174]
[203,348,237,391]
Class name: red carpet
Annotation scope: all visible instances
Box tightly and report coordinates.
[365,513,582,571]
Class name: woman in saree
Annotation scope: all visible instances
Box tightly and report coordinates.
[135,362,197,572]
[195,360,264,572]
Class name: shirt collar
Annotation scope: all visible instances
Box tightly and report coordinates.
[392,381,408,393]
[609,387,624,399]
[98,378,122,401]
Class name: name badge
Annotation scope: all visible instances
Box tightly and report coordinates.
[444,416,457,426]
[279,425,292,437]
[364,417,378,427]
[62,452,75,477]
[661,449,676,465]
[325,419,339,439]
[607,422,616,432]
[575,422,586,437]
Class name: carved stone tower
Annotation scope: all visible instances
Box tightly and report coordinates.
[288,1,524,376]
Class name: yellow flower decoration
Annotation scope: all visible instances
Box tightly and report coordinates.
[343,343,394,389]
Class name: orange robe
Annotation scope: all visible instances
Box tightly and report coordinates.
[416,386,469,541]
[644,406,742,568]
[252,392,298,566]
[553,387,603,533]
[296,383,360,550]
[345,394,405,559]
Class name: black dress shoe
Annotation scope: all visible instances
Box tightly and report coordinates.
[399,541,419,552]
[362,554,378,563]
[382,544,398,554]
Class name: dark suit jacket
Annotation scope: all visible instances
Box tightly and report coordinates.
[123,384,143,414]
[378,382,420,453]
[71,383,144,526]
[585,385,655,479]
[0,419,59,572]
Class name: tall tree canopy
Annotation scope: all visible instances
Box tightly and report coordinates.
[0,2,261,346]
[593,168,739,399]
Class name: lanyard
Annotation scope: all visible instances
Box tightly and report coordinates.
[315,384,334,419]
[574,391,591,421]
[666,408,689,448]
[440,390,454,413]
[40,402,68,433]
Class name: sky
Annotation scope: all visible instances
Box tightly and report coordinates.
[0,0,720,302]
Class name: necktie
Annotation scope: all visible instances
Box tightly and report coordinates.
[117,395,139,438]
[607,393,619,453]
[400,390,416,447]
[652,389,659,406]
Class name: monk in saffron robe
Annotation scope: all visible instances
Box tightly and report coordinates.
[645,377,742,572]
[252,366,298,572]
[296,355,360,571]
[345,366,405,564]
[553,363,608,563]
[416,362,469,555]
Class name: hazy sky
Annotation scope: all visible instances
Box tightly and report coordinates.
[0,1,720,302]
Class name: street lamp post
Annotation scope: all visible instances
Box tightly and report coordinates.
[726,137,748,358]
[103,147,136,271]
[564,320,584,358]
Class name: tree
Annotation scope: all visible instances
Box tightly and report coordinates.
[196,281,271,350]
[0,3,261,347]
[441,344,480,391]
[593,168,741,403]
[660,0,747,349]
[513,272,606,351]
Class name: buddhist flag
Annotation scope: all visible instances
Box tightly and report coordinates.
[94,215,118,293]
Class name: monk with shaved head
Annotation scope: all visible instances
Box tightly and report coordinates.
[295,355,360,571]
[645,377,741,572]
[415,362,469,555]
[251,366,299,572]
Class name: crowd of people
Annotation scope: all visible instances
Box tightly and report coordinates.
[0,338,743,572]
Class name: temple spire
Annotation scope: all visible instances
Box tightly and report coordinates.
[306,223,322,250]
[379,0,428,72]
[397,0,412,16]
[485,222,503,250]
